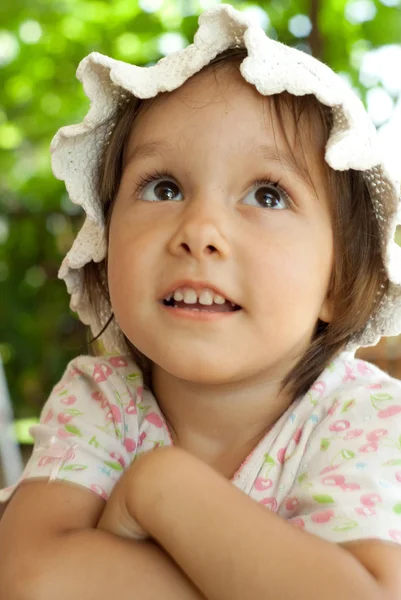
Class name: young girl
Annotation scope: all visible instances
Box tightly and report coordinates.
[1,3,401,599]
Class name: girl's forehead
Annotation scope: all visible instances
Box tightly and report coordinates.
[130,68,326,151]
[125,67,328,185]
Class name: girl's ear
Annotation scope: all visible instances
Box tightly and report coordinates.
[319,295,333,324]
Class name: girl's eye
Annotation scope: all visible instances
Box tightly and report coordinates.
[134,170,183,202]
[243,180,291,210]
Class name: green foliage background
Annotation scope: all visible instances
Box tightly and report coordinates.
[1,0,400,418]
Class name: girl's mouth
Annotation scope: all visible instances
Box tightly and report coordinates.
[162,297,242,313]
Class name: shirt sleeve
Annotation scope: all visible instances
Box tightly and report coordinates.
[0,354,142,503]
[283,379,401,546]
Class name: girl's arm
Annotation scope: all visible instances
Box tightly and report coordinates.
[123,447,400,600]
[0,480,204,600]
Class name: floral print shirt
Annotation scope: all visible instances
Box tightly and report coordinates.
[1,351,401,546]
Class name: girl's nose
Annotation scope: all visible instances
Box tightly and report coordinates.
[167,201,231,261]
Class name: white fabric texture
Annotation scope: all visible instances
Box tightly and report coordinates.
[52,3,401,353]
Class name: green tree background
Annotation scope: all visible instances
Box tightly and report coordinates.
[1,0,400,422]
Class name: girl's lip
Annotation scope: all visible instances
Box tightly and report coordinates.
[160,279,241,308]
[160,303,242,321]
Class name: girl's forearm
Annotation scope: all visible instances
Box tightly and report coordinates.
[9,528,205,600]
[132,448,384,600]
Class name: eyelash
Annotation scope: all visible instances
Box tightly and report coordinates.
[133,168,292,206]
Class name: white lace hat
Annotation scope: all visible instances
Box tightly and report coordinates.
[53,3,401,354]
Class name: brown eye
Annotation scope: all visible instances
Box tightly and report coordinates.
[243,181,290,210]
[153,181,181,201]
[255,186,282,208]
[135,172,183,202]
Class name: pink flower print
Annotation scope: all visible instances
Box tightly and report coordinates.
[90,484,109,501]
[138,431,147,447]
[124,437,137,453]
[293,427,303,445]
[92,363,113,383]
[360,493,382,507]
[311,509,335,524]
[322,474,345,487]
[367,383,382,390]
[366,428,388,442]
[43,409,54,424]
[57,427,74,439]
[110,452,126,468]
[57,412,73,425]
[259,497,278,512]
[328,400,340,417]
[145,412,164,428]
[38,456,57,468]
[277,447,287,464]
[359,441,379,453]
[343,362,356,383]
[136,386,143,399]
[329,420,350,432]
[311,381,326,396]
[106,405,122,424]
[108,356,129,368]
[395,471,401,483]
[254,477,273,491]
[355,506,376,517]
[389,530,401,543]
[285,497,299,511]
[61,395,77,406]
[377,406,401,419]
[290,517,305,530]
[91,390,105,403]
[343,428,364,440]
[320,464,340,476]
[125,400,137,415]
[356,361,373,376]
[340,482,361,492]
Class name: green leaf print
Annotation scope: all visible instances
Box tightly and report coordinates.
[298,472,308,483]
[125,372,141,383]
[104,460,124,472]
[320,438,330,451]
[393,503,401,515]
[370,393,393,403]
[341,399,355,413]
[89,436,100,448]
[65,425,82,436]
[65,409,84,416]
[341,449,355,460]
[61,464,88,472]
[333,521,358,532]
[384,459,401,466]
[263,454,276,466]
[313,494,334,504]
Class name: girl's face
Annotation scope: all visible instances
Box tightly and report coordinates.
[108,66,334,387]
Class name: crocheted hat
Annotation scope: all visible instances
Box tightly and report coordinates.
[53,3,401,354]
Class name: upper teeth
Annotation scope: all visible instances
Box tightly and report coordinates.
[165,288,229,306]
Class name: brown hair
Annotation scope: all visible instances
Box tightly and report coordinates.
[83,46,388,401]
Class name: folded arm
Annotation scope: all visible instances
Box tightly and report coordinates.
[0,480,205,600]
[123,447,401,600]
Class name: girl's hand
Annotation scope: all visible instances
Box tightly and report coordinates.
[97,451,156,541]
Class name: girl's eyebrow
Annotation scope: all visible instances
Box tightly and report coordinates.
[252,144,315,191]
[124,140,174,168]
[125,139,315,191]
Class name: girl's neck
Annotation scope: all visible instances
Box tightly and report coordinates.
[151,365,294,478]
